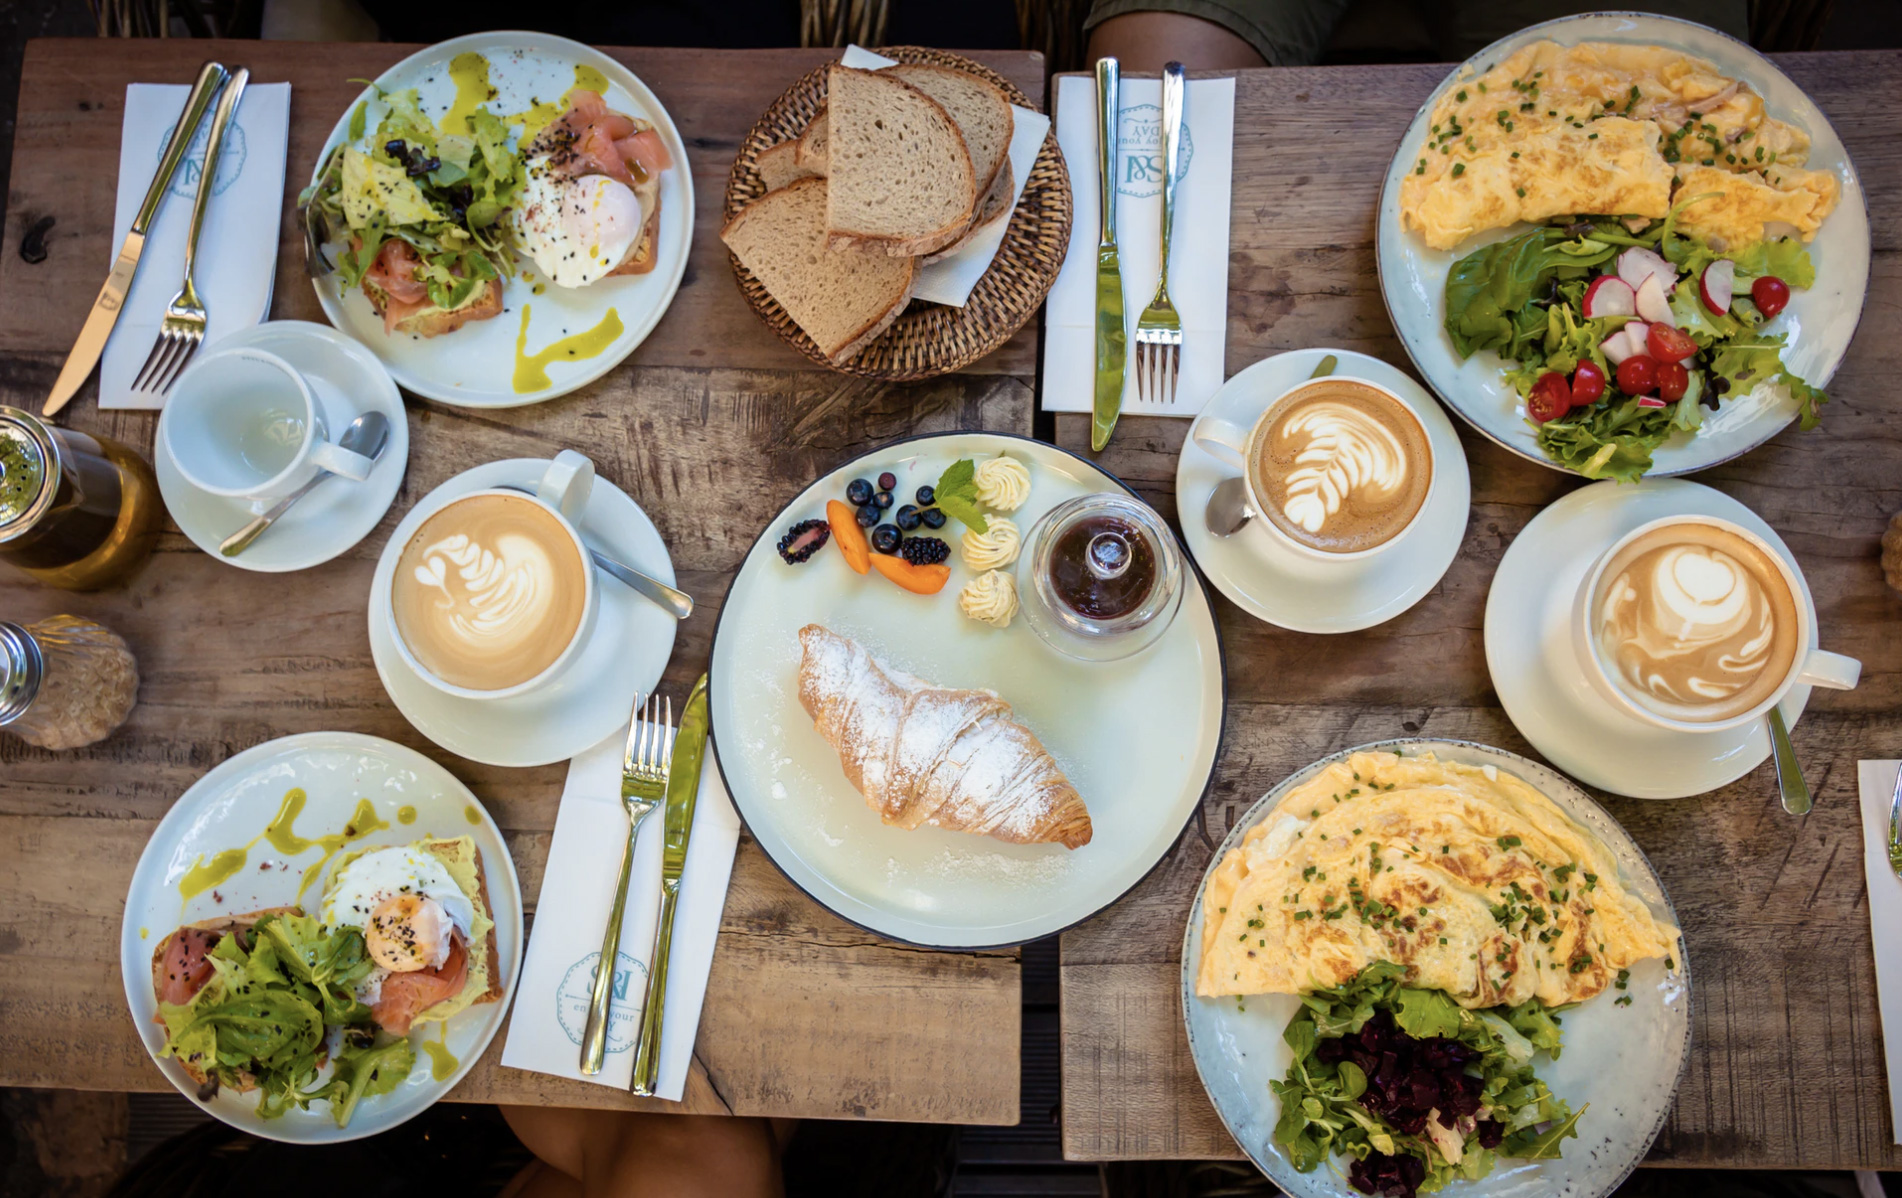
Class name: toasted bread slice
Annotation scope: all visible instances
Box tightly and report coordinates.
[757,140,814,191]
[366,276,505,338]
[152,907,302,1093]
[722,178,915,364]
[879,63,1012,205]
[822,66,975,258]
[418,835,504,1009]
[795,107,829,174]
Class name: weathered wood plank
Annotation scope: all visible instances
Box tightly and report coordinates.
[1055,51,1902,1169]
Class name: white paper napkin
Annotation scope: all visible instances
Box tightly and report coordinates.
[1042,74,1235,417]
[100,81,290,410]
[839,46,1051,307]
[1858,760,1902,1144]
[501,729,741,1099]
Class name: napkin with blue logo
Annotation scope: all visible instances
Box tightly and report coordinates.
[501,730,741,1099]
[100,81,290,410]
[1042,73,1235,417]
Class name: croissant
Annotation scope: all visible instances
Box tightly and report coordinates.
[796,624,1093,849]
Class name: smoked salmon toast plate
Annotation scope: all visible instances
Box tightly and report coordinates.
[305,32,692,408]
[120,732,524,1143]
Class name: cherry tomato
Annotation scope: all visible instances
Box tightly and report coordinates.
[1752,275,1791,319]
[1616,354,1659,397]
[1656,361,1690,402]
[1570,360,1607,407]
[1645,323,1697,364]
[1526,372,1572,424]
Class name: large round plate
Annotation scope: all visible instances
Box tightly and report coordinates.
[1376,12,1870,477]
[709,432,1225,948]
[308,32,693,407]
[119,731,524,1143]
[1182,739,1690,1198]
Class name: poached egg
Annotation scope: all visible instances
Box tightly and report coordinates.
[511,164,645,289]
[323,845,475,977]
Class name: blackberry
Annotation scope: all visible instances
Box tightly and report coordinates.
[900,536,950,567]
[921,507,947,530]
[870,524,902,555]
[775,519,830,564]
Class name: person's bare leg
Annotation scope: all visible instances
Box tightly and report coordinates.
[1087,12,1267,72]
[499,1160,583,1198]
[502,1106,784,1198]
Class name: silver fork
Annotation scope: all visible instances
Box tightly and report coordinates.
[131,67,248,397]
[579,691,674,1075]
[1887,763,1902,879]
[1133,61,1186,406]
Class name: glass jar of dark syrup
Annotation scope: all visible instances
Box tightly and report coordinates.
[1019,493,1182,662]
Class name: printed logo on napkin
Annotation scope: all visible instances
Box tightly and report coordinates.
[155,117,249,200]
[1116,104,1194,198]
[554,950,648,1054]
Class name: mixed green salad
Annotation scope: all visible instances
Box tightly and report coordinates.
[300,85,523,314]
[158,912,414,1127]
[1444,201,1825,482]
[1272,961,1582,1197]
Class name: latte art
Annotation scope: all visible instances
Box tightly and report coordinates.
[1252,381,1433,554]
[1592,523,1799,723]
[1274,405,1410,534]
[392,494,587,692]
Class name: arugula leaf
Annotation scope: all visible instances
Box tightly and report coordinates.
[302,1037,415,1128]
[1392,987,1462,1040]
[1503,1104,1588,1160]
[347,100,367,143]
[1504,999,1566,1058]
[933,460,989,534]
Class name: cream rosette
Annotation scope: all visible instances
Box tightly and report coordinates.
[961,516,1021,572]
[958,569,1019,628]
[972,456,1031,512]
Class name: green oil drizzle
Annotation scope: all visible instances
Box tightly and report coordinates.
[423,1024,460,1082]
[572,65,609,96]
[177,790,393,904]
[398,806,418,825]
[180,849,248,900]
[443,52,496,138]
[464,805,482,825]
[512,304,623,393]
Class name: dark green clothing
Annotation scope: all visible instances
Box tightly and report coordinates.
[1083,0,1751,66]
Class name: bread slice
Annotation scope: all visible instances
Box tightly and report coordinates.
[722,177,914,364]
[822,66,976,258]
[366,276,505,338]
[757,140,814,191]
[421,835,505,1009]
[922,158,1015,265]
[879,63,1012,205]
[151,907,302,1093]
[795,107,829,174]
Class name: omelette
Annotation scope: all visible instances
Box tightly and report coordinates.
[1196,751,1676,1009]
[1399,40,1840,252]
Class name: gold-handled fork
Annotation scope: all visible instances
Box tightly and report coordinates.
[1133,61,1186,406]
[579,690,673,1075]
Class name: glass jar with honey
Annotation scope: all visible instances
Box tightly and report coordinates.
[0,407,162,590]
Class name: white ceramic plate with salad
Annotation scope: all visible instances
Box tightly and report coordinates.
[306,31,693,407]
[120,732,524,1143]
[1377,12,1870,480]
[1182,739,1690,1198]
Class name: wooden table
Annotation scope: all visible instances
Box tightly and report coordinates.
[0,39,1043,1125]
[1054,53,1902,1170]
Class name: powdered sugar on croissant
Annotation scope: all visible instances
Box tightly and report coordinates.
[796,624,1093,849]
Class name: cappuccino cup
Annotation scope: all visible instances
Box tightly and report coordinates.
[388,451,598,702]
[1193,376,1436,561]
[1572,515,1860,734]
[160,347,375,510]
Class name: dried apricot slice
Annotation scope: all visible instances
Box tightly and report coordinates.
[869,553,950,595]
[827,499,870,575]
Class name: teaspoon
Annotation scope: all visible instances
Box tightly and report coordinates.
[1768,705,1811,814]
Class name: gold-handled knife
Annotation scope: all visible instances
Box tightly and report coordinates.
[43,61,229,418]
[629,671,709,1096]
[1091,56,1127,454]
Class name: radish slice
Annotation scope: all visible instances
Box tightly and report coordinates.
[1637,396,1668,408]
[1582,275,1636,319]
[1700,259,1735,315]
[1618,246,1677,293]
[1602,328,1637,365]
[1635,274,1675,326]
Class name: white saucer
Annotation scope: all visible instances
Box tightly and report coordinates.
[1485,478,1815,800]
[369,458,678,767]
[154,321,409,573]
[1176,348,1471,633]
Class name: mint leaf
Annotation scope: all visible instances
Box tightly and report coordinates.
[934,459,987,534]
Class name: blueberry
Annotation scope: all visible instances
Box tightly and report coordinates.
[846,478,874,507]
[856,504,880,528]
[915,485,935,506]
[878,471,898,492]
[873,490,894,509]
[895,504,922,531]
[870,524,902,555]
[921,507,947,530]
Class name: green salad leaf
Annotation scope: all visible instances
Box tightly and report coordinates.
[301,1036,415,1128]
[1711,334,1828,429]
[1443,226,1616,359]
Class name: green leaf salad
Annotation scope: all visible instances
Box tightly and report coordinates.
[1442,204,1826,482]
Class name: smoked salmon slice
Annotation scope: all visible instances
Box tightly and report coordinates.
[371,936,468,1036]
[155,928,220,1007]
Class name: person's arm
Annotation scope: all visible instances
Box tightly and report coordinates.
[1083,0,1355,69]
[1087,10,1267,71]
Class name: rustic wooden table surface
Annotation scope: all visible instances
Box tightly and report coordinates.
[0,39,1043,1125]
[1053,52,1902,1170]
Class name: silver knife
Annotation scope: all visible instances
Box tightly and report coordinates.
[1090,56,1126,454]
[629,671,710,1096]
[1887,761,1901,879]
[44,61,229,418]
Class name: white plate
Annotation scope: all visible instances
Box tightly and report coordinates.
[308,32,693,407]
[155,321,409,572]
[708,432,1226,948]
[1485,477,1814,799]
[1376,12,1871,477]
[1182,739,1690,1198]
[1176,348,1471,634]
[368,457,677,767]
[119,731,524,1143]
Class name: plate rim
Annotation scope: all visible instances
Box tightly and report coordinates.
[1177,736,1692,1197]
[118,729,525,1143]
[1374,9,1872,479]
[304,30,695,408]
[707,428,1229,951]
